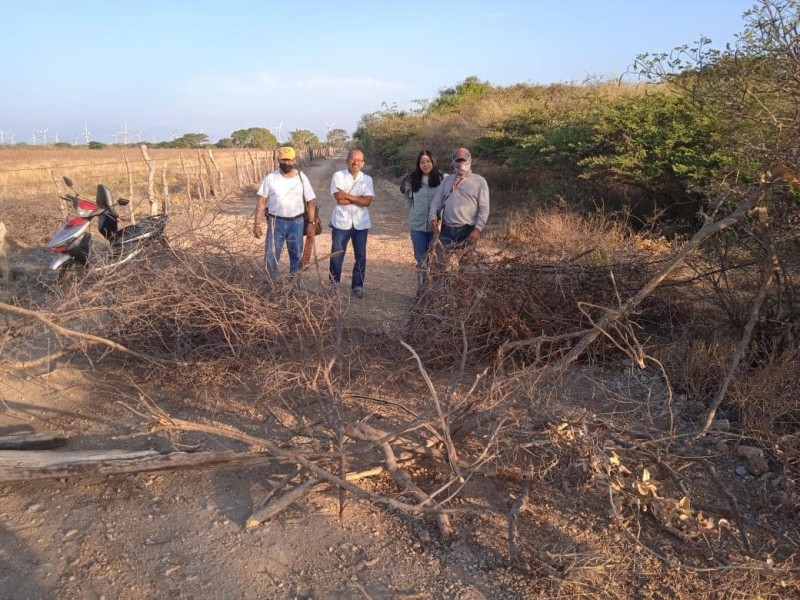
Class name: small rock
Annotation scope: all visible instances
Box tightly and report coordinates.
[737,445,770,476]
[710,419,730,432]
[64,529,78,539]
[735,465,750,478]
[165,566,180,577]
[418,530,431,542]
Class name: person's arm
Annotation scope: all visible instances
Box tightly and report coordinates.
[334,174,373,206]
[429,180,445,230]
[468,178,491,242]
[253,195,267,238]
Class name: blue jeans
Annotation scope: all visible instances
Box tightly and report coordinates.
[265,215,304,279]
[409,230,435,268]
[440,223,473,248]
[329,226,368,289]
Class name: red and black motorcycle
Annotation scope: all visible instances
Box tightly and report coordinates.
[46,177,168,276]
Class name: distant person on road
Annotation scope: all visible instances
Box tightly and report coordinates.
[328,149,375,298]
[400,150,444,284]
[429,147,489,249]
[253,146,317,282]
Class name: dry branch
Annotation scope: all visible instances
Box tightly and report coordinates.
[0,301,186,367]
[245,466,386,529]
[538,193,759,378]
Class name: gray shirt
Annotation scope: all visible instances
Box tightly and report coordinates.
[402,176,440,232]
[429,173,490,231]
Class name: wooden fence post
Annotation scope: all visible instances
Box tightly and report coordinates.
[196,149,207,201]
[123,153,137,224]
[180,151,192,205]
[235,154,245,188]
[207,148,223,194]
[161,161,170,214]
[140,145,158,216]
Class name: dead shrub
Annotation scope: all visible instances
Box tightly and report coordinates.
[407,207,685,367]
[733,348,800,436]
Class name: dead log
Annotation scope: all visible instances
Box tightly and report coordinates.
[0,431,67,451]
[0,449,271,482]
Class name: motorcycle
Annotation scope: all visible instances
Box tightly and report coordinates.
[46,177,169,276]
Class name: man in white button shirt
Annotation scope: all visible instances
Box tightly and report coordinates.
[328,149,374,298]
[253,146,317,282]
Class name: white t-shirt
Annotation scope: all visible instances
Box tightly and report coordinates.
[329,169,374,230]
[257,170,316,218]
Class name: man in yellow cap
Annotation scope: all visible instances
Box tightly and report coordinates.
[253,146,318,281]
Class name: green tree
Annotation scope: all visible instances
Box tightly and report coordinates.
[230,127,277,148]
[289,129,319,147]
[326,128,349,147]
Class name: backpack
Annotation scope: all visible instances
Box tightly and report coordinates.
[399,172,413,198]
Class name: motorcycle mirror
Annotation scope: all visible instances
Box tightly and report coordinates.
[63,177,74,188]
[118,198,130,206]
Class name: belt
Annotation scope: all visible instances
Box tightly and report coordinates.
[268,213,304,221]
[442,223,473,230]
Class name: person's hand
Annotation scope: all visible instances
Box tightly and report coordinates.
[253,220,263,239]
[430,219,440,232]
[305,222,317,237]
[334,189,351,205]
[468,228,481,243]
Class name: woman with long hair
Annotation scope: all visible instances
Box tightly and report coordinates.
[400,150,444,284]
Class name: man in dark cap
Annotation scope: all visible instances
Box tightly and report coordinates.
[428,147,490,248]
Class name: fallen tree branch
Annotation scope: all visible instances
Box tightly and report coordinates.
[380,440,453,538]
[0,301,188,367]
[537,193,760,379]
[149,413,470,517]
[245,465,386,529]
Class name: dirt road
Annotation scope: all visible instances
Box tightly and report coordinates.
[1,159,527,600]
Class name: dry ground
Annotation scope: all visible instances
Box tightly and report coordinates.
[1,154,797,599]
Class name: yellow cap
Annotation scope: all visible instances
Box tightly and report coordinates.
[277,146,296,160]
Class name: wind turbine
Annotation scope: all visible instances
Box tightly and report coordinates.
[273,120,284,143]
[30,130,39,145]
[53,131,60,143]
[135,128,143,143]
[0,129,5,145]
[9,133,15,144]
[41,127,50,145]
[77,122,93,145]
[117,122,130,145]
[168,129,178,141]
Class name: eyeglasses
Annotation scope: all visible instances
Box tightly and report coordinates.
[349,158,365,163]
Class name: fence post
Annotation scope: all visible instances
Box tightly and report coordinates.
[161,160,170,214]
[196,149,207,201]
[207,148,223,194]
[140,145,158,216]
[180,151,192,205]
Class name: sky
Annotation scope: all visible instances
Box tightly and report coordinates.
[1,0,759,145]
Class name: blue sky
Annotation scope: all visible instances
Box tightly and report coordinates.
[1,0,757,144]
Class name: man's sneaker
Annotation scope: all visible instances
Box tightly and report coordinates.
[352,286,365,299]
